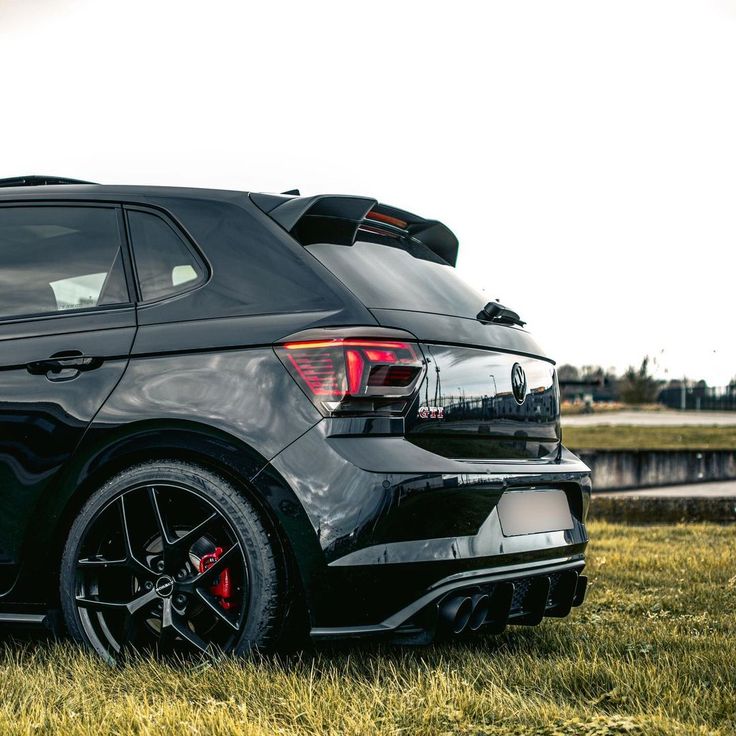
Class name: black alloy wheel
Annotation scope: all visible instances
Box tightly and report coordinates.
[61,461,282,662]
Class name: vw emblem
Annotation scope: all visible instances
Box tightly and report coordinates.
[154,575,175,598]
[511,363,527,405]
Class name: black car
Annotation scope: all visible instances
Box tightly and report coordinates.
[0,175,590,661]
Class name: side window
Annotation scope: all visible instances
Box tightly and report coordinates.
[0,206,129,320]
[126,210,205,301]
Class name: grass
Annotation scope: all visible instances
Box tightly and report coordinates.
[0,522,734,735]
[563,424,736,450]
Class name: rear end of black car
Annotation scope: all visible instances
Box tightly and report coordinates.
[248,192,590,641]
[0,181,589,656]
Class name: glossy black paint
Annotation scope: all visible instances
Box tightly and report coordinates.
[0,182,591,640]
[263,422,588,626]
[406,344,560,460]
[0,307,135,591]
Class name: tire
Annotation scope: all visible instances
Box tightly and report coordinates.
[60,460,283,661]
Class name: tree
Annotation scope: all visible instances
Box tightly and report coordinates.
[618,356,660,404]
[557,364,580,383]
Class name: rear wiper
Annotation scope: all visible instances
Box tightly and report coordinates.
[477,301,526,327]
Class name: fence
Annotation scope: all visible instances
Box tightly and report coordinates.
[659,385,736,411]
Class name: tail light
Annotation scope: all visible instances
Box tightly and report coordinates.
[275,339,425,416]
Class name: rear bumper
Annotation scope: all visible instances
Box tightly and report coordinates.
[258,421,591,630]
[311,557,587,642]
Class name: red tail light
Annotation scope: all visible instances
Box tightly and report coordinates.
[276,339,424,416]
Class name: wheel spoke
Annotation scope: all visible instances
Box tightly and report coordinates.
[127,587,160,616]
[169,612,213,655]
[76,597,129,613]
[77,557,128,570]
[157,599,176,654]
[76,587,158,616]
[157,598,212,656]
[170,512,219,552]
[195,589,241,631]
[148,487,173,547]
[118,496,155,578]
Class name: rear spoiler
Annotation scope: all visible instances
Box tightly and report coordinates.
[250,192,459,267]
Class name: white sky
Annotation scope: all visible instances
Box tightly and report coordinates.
[1,0,734,384]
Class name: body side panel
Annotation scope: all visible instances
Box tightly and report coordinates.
[0,307,136,593]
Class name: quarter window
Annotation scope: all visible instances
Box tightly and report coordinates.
[0,206,129,319]
[126,210,204,301]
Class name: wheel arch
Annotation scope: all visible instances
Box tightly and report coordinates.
[21,419,325,630]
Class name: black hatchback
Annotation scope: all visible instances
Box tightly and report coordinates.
[0,176,590,661]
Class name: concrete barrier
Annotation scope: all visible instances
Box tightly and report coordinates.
[588,494,736,524]
[572,449,736,491]
[588,495,736,523]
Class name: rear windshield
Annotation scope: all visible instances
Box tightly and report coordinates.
[307,238,486,319]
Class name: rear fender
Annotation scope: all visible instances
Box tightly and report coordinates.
[12,421,326,616]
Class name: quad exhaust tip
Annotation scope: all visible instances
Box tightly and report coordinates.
[439,595,473,634]
[430,571,585,640]
[439,593,490,635]
[468,593,490,631]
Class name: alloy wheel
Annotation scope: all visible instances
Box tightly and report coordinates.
[73,482,249,660]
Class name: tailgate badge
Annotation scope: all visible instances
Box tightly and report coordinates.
[418,405,444,420]
[511,363,527,404]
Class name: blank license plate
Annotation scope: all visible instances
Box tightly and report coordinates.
[497,489,573,536]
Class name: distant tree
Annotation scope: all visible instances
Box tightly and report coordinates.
[557,363,622,401]
[581,365,620,400]
[619,356,661,404]
[557,364,580,383]
[580,365,605,385]
[665,378,685,390]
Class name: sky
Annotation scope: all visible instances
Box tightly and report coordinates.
[0,0,734,384]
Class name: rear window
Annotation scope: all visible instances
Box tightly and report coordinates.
[307,238,486,319]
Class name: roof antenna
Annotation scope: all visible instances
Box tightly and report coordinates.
[280,189,300,196]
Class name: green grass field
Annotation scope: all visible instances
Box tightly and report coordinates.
[0,522,734,735]
[563,424,736,450]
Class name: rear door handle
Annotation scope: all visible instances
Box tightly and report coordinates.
[27,354,103,376]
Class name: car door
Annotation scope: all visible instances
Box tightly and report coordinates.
[0,203,136,594]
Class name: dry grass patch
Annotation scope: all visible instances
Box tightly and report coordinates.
[0,522,733,735]
[563,424,736,450]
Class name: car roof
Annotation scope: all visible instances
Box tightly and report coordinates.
[0,177,252,203]
[0,177,461,266]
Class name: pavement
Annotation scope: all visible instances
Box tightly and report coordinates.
[563,410,736,427]
[596,480,736,498]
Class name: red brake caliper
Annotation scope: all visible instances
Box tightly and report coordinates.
[198,546,234,610]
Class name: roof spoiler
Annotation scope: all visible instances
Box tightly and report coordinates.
[250,192,459,267]
[0,175,96,188]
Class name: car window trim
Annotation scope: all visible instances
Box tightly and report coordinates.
[122,204,211,306]
[0,201,135,326]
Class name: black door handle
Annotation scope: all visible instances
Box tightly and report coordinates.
[27,355,103,376]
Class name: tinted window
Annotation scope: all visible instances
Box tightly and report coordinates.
[127,210,204,301]
[0,206,128,319]
[307,239,487,319]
